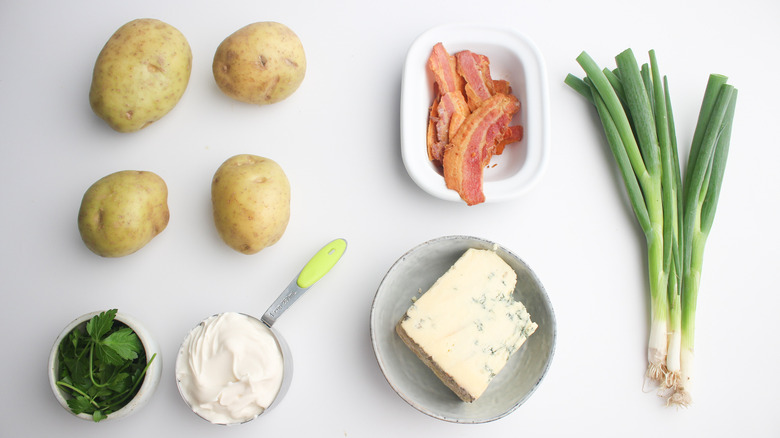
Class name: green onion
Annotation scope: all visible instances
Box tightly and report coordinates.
[564,74,593,103]
[648,51,683,390]
[663,72,685,392]
[670,78,737,406]
[575,49,670,383]
[567,50,737,406]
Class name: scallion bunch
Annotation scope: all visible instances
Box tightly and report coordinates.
[566,49,737,406]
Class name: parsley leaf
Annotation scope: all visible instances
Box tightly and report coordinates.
[101,327,141,362]
[67,396,94,414]
[106,373,131,393]
[92,410,107,422]
[55,309,154,422]
[86,309,117,341]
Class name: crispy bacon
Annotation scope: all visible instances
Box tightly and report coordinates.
[427,91,470,163]
[494,124,523,155]
[426,44,470,164]
[426,90,440,162]
[426,89,471,164]
[456,51,496,112]
[493,79,512,95]
[444,93,470,142]
[425,43,524,205]
[427,43,463,95]
[443,93,521,205]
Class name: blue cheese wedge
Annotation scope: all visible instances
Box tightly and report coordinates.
[396,248,537,402]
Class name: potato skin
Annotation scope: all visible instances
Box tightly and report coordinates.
[211,155,290,254]
[78,171,170,257]
[212,22,306,105]
[89,18,192,132]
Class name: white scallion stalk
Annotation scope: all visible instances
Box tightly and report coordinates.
[645,223,669,382]
[664,268,682,392]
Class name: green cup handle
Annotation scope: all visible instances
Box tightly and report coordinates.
[297,238,347,288]
[261,238,347,327]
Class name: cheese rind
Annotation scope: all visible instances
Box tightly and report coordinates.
[396,248,537,402]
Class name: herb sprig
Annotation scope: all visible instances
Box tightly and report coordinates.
[56,309,156,422]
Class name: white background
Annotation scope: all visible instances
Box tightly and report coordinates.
[1,0,778,436]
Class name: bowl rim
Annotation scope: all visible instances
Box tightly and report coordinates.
[370,235,557,423]
[400,23,551,204]
[48,310,162,422]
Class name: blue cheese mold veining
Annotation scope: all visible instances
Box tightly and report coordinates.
[396,248,537,402]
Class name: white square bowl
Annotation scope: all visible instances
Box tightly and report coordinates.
[400,23,550,203]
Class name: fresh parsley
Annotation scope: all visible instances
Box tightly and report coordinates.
[56,309,156,422]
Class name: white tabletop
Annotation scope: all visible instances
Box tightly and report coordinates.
[1,0,778,436]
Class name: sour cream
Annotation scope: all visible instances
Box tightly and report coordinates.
[176,312,284,425]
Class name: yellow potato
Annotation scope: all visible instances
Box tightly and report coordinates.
[89,18,192,132]
[211,154,290,254]
[212,22,306,105]
[78,171,170,257]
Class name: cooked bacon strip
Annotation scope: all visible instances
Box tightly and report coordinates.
[436,91,471,162]
[456,51,496,112]
[427,44,468,164]
[426,90,440,162]
[425,44,525,204]
[427,43,463,95]
[493,79,512,95]
[442,93,520,205]
[427,91,470,164]
[445,93,470,141]
[494,124,523,155]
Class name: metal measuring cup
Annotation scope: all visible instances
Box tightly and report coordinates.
[175,238,347,425]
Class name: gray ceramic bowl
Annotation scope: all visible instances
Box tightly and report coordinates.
[370,235,556,423]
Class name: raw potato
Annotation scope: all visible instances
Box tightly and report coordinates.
[78,171,170,257]
[89,18,192,132]
[212,155,290,255]
[213,22,306,105]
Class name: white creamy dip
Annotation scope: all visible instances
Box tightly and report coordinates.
[176,312,284,425]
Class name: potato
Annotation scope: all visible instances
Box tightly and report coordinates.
[212,22,306,105]
[211,155,290,254]
[78,171,170,257]
[89,18,192,132]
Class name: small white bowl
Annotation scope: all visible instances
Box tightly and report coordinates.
[370,236,556,423]
[48,311,163,422]
[400,23,550,203]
